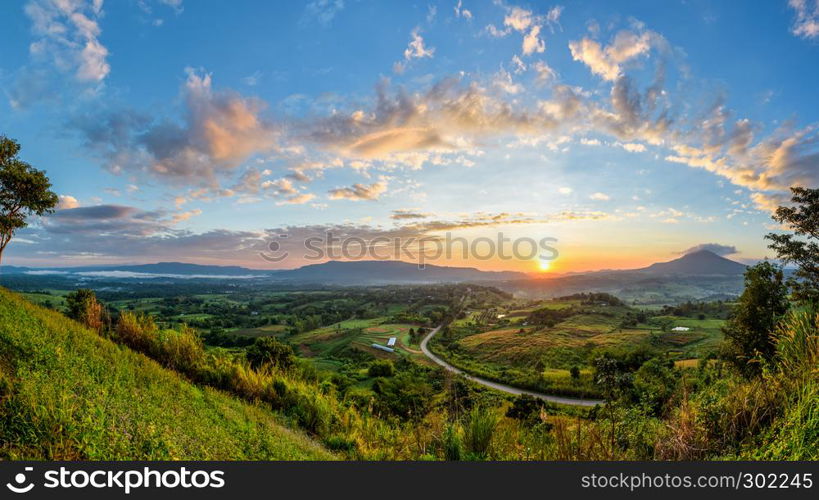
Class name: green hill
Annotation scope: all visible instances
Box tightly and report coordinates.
[0,288,333,460]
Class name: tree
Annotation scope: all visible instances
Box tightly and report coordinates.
[0,136,59,265]
[246,337,295,370]
[722,261,789,375]
[368,359,395,377]
[766,187,819,303]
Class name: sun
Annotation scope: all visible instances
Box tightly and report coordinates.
[537,258,552,272]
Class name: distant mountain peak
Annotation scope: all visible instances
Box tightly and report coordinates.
[641,249,746,276]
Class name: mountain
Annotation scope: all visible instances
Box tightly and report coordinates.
[68,262,262,276]
[274,260,526,284]
[499,250,747,304]
[638,250,747,276]
[1,260,525,283]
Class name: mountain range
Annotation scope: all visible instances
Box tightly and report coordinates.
[1,250,748,301]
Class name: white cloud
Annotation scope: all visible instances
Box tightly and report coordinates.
[454,0,472,20]
[328,180,388,201]
[504,6,534,31]
[511,55,527,73]
[532,61,557,83]
[301,0,345,26]
[404,28,435,60]
[493,68,524,94]
[558,186,573,194]
[569,30,657,81]
[57,195,80,209]
[25,0,110,83]
[522,25,546,55]
[788,0,819,39]
[621,142,647,152]
[590,192,610,201]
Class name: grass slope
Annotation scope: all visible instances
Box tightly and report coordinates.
[0,288,333,460]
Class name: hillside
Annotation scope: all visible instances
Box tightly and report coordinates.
[0,288,333,460]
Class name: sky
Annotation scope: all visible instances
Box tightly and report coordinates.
[1,0,818,273]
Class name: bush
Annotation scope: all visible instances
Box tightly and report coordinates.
[506,394,544,422]
[65,289,105,332]
[246,337,295,370]
[368,360,395,377]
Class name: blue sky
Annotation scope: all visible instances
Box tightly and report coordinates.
[1,0,818,272]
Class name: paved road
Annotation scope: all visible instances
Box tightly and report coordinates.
[420,325,605,407]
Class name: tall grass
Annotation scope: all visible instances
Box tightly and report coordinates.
[0,289,334,460]
[658,308,819,460]
[464,406,498,458]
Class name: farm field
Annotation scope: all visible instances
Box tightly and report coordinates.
[430,293,729,398]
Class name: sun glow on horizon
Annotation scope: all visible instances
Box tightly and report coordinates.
[537,258,553,272]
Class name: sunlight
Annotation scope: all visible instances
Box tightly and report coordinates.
[537,258,552,272]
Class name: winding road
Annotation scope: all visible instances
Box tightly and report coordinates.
[420,325,605,407]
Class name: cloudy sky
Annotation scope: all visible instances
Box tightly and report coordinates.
[1,0,818,273]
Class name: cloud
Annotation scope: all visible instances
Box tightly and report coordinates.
[301,0,345,26]
[11,206,614,267]
[71,68,282,187]
[493,68,524,94]
[454,0,472,20]
[788,0,819,39]
[391,209,431,220]
[502,5,548,56]
[590,192,610,201]
[171,209,202,223]
[532,61,557,83]
[404,28,435,60]
[558,187,573,194]
[394,27,435,74]
[569,30,657,81]
[680,243,738,256]
[504,6,534,31]
[307,77,575,162]
[53,205,137,220]
[545,6,563,31]
[328,180,388,201]
[57,195,80,209]
[522,25,546,55]
[10,0,110,107]
[26,0,110,82]
[277,193,316,205]
[620,142,646,152]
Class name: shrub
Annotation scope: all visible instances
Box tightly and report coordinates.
[65,289,105,332]
[368,360,395,377]
[246,337,295,370]
[464,406,498,458]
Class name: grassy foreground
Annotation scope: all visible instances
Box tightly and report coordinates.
[0,288,334,460]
